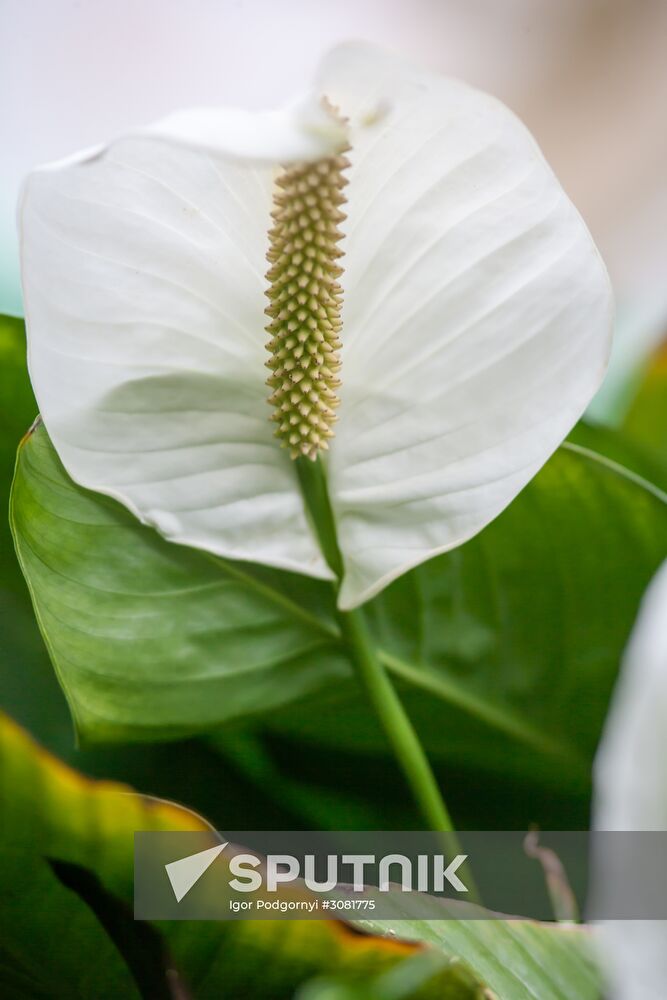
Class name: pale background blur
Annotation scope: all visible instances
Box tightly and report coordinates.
[2,0,666,418]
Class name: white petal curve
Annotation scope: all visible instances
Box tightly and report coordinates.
[20,134,331,578]
[594,562,667,1000]
[318,44,614,609]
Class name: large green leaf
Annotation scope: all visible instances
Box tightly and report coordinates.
[0,709,488,999]
[0,710,200,998]
[11,421,348,743]
[12,424,667,798]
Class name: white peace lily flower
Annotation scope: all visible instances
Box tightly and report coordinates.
[19,43,612,609]
[594,561,667,1000]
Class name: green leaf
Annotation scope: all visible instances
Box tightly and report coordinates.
[12,424,667,803]
[0,713,207,899]
[355,891,601,1000]
[11,421,348,743]
[0,709,488,999]
[0,710,202,998]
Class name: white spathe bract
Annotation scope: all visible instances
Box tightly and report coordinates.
[594,561,667,1000]
[19,43,613,609]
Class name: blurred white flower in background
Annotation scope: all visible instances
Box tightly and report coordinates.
[2,0,665,414]
[594,560,667,1000]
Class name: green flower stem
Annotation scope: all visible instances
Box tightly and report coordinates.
[337,608,456,837]
[296,458,477,897]
[296,457,344,579]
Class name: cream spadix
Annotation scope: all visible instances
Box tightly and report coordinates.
[19,43,613,609]
[265,135,349,460]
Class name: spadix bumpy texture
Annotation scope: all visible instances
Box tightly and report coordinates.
[265,150,349,460]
